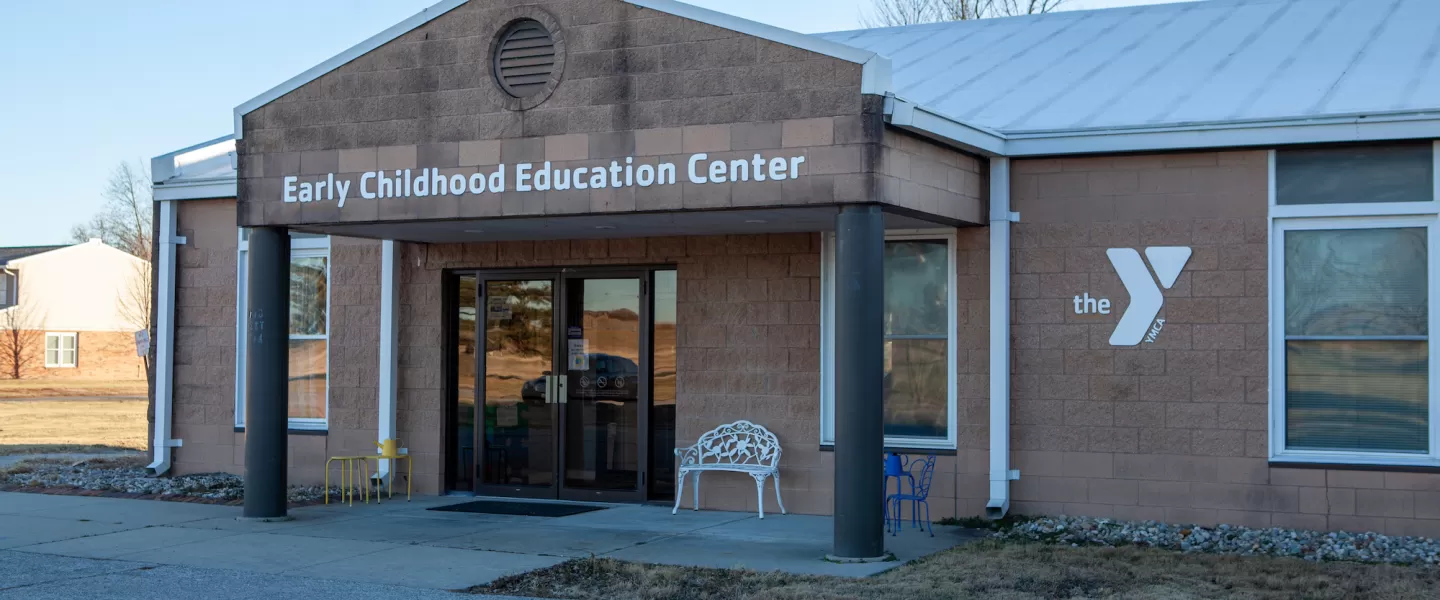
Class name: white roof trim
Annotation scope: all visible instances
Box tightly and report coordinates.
[887,95,1440,157]
[154,180,240,202]
[232,0,469,139]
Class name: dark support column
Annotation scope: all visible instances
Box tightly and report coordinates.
[244,226,290,520]
[830,205,886,561]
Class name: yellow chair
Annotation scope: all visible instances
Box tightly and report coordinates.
[324,456,370,506]
[367,439,411,503]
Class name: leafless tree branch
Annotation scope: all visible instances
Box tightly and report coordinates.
[863,0,1067,26]
[72,161,153,259]
[0,305,44,380]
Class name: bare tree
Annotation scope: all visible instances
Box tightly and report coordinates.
[0,305,43,380]
[72,161,153,259]
[862,0,1067,27]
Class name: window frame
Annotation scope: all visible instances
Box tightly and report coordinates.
[1268,142,1440,467]
[0,270,13,307]
[235,230,331,431]
[820,228,959,451]
[44,332,77,369]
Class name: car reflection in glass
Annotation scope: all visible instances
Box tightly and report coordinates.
[520,353,640,401]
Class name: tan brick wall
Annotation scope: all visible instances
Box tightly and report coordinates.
[1001,150,1440,538]
[165,201,833,510]
[405,234,827,510]
[168,200,388,482]
[1,330,144,381]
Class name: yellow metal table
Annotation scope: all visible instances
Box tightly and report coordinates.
[324,456,370,506]
[365,455,411,502]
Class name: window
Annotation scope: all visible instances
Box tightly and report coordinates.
[0,271,13,307]
[236,231,330,430]
[821,230,958,449]
[45,333,77,368]
[1271,142,1440,466]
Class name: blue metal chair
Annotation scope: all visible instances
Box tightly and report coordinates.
[887,454,936,537]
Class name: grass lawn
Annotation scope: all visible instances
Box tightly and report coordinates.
[0,397,148,455]
[0,379,147,399]
[474,540,1440,600]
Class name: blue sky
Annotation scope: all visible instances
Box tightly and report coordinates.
[0,0,1189,246]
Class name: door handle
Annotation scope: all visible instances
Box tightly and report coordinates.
[542,371,555,405]
[556,375,568,405]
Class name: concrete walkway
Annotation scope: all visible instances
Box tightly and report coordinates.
[0,491,978,597]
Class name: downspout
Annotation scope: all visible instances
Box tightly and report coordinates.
[376,240,400,482]
[986,158,1019,519]
[147,199,184,475]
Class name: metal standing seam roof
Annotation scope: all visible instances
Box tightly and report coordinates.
[816,0,1440,136]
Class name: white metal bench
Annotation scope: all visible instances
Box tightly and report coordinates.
[673,420,787,519]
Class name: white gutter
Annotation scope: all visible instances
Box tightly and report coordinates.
[986,157,1018,519]
[147,200,184,475]
[376,240,401,481]
[885,96,1007,157]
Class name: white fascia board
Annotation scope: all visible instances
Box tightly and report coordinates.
[624,0,890,95]
[154,180,240,202]
[1002,113,1440,157]
[885,96,1007,156]
[152,134,236,184]
[232,0,469,139]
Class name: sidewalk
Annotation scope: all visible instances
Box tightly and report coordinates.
[0,491,977,597]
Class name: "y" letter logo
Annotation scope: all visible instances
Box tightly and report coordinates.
[1106,247,1191,346]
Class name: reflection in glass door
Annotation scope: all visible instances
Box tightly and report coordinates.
[452,275,478,492]
[562,278,642,497]
[481,280,556,492]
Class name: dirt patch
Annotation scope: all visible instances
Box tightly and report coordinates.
[473,541,1440,600]
[0,379,147,398]
[0,455,330,508]
[0,397,147,455]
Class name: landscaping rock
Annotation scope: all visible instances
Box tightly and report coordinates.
[996,515,1440,566]
[0,456,338,505]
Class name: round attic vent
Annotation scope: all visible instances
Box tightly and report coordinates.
[494,20,556,99]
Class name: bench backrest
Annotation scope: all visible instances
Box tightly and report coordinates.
[681,420,781,468]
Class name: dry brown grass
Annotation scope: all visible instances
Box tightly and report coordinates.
[0,379,147,398]
[0,398,147,455]
[474,540,1440,600]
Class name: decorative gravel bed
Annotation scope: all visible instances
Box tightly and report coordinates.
[997,515,1440,566]
[0,455,337,505]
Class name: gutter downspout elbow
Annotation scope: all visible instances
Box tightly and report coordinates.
[986,157,1018,519]
[147,199,183,475]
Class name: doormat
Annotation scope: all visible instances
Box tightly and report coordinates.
[428,500,607,518]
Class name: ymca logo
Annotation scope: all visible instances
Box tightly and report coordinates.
[1073,247,1192,346]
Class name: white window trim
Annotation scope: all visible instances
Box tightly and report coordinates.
[44,332,77,369]
[820,228,959,450]
[235,230,331,431]
[1268,143,1440,467]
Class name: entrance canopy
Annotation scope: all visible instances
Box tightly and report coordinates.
[297,206,947,243]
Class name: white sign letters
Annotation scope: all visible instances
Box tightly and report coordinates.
[280,152,806,208]
[1073,246,1192,346]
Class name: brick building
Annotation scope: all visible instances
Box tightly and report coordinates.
[149,0,1440,557]
[0,241,149,381]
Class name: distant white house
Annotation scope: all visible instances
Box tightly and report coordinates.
[0,240,149,380]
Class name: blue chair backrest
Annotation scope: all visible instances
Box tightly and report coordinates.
[908,455,937,499]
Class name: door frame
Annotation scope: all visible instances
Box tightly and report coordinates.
[444,265,673,503]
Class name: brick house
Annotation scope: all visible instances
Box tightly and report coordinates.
[0,241,149,381]
[148,0,1440,558]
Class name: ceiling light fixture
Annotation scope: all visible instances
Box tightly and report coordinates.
[745,219,768,224]
[594,225,616,230]
[463,229,485,233]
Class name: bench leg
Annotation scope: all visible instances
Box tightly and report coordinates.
[672,470,687,515]
[772,471,787,515]
[751,473,768,519]
[693,472,701,511]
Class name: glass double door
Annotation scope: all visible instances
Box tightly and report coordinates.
[449,268,675,503]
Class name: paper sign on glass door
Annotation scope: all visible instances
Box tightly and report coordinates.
[568,339,588,371]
